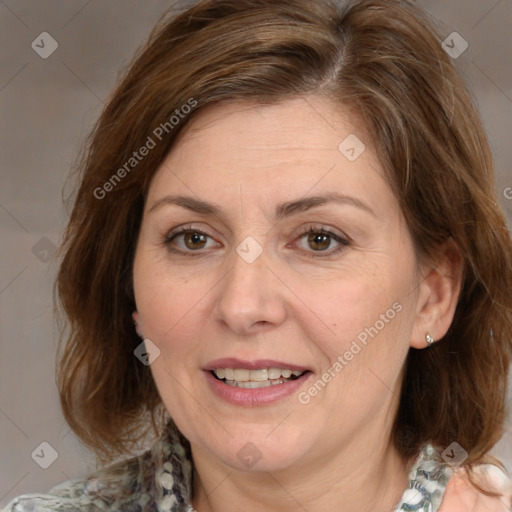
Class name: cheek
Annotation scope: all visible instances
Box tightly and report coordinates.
[301,283,411,416]
[288,256,417,400]
[133,253,213,341]
[290,265,409,342]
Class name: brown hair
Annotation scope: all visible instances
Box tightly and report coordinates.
[56,0,512,490]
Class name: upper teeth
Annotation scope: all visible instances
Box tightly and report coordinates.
[214,368,304,381]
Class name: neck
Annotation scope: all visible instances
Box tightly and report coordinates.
[191,435,411,512]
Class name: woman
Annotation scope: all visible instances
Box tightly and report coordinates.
[4,0,512,510]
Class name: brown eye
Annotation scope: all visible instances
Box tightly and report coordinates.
[307,232,331,251]
[164,228,218,254]
[183,231,208,250]
[293,227,350,256]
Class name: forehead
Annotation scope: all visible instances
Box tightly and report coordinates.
[146,96,392,214]
[170,96,375,161]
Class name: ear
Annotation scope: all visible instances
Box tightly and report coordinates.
[410,239,464,349]
[132,311,144,339]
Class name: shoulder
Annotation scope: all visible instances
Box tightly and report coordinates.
[439,463,512,512]
[2,451,152,512]
[3,422,194,512]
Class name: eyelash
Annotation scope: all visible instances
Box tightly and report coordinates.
[292,225,351,257]
[162,224,351,258]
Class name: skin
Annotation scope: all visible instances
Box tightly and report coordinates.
[132,96,463,512]
[440,467,512,511]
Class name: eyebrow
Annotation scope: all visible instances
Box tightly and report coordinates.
[275,192,375,219]
[148,192,375,219]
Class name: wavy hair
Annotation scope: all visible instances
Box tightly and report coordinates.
[56,0,512,495]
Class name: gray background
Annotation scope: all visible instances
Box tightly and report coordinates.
[1,0,511,507]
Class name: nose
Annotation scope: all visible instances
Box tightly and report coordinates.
[213,246,287,335]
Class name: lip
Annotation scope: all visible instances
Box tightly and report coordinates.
[204,363,312,407]
[203,358,310,372]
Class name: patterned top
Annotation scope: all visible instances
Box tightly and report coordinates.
[0,421,476,512]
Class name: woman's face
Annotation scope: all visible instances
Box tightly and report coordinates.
[133,96,425,473]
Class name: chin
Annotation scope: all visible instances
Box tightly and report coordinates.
[200,425,313,473]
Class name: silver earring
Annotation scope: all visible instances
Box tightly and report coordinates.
[425,333,435,346]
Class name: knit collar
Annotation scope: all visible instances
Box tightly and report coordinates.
[151,422,452,512]
[150,422,194,511]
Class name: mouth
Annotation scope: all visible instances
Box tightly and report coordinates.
[211,368,308,388]
[204,359,312,405]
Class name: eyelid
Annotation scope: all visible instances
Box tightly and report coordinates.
[164,224,217,243]
[163,223,351,257]
[288,224,351,255]
[162,224,223,257]
[294,224,350,242]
